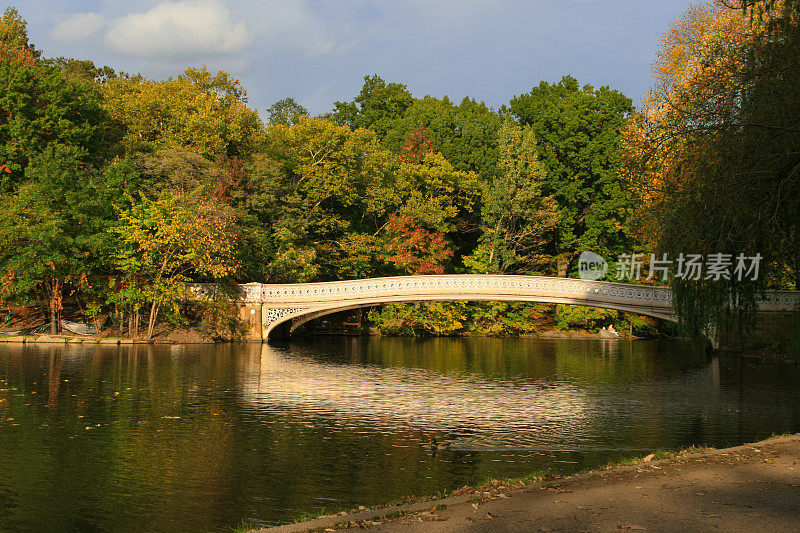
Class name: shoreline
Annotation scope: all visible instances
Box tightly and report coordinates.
[3,333,795,364]
[0,333,212,345]
[0,329,654,345]
[256,433,800,532]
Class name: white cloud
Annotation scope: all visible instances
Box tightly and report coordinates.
[51,12,106,43]
[104,0,250,58]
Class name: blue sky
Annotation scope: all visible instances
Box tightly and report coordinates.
[20,1,696,118]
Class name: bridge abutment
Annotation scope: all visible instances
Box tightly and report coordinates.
[239,303,262,341]
[718,311,800,351]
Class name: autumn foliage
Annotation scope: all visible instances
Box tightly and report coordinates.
[383,214,453,275]
[399,124,436,164]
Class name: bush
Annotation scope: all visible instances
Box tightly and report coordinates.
[369,302,469,336]
[194,298,248,341]
[470,302,549,336]
[555,305,618,332]
[186,283,248,341]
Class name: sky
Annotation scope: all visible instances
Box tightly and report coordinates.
[19,0,697,118]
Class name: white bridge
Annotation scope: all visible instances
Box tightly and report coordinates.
[186,275,800,342]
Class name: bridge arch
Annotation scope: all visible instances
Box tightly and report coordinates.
[280,298,679,338]
[250,275,678,341]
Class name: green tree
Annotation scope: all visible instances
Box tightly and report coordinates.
[0,183,72,333]
[45,57,116,84]
[240,117,397,281]
[332,74,414,140]
[0,43,112,192]
[266,97,308,126]
[0,145,133,333]
[510,76,634,275]
[387,96,503,183]
[467,119,558,274]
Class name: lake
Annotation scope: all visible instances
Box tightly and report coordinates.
[1,338,798,531]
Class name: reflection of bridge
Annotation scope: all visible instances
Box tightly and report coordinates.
[194,275,800,345]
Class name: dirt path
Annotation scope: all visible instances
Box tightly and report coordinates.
[264,434,800,533]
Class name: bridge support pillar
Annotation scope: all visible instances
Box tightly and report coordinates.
[238,303,262,341]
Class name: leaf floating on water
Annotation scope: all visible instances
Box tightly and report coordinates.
[162,416,181,419]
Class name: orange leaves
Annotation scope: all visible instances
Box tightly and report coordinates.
[618,1,754,245]
[0,266,15,300]
[383,214,453,275]
[400,124,436,164]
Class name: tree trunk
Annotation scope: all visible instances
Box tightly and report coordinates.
[47,278,61,335]
[794,255,800,290]
[146,302,159,339]
[556,253,572,277]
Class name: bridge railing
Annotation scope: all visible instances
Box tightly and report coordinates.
[184,275,800,313]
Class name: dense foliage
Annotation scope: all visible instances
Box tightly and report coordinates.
[4,2,792,341]
[619,0,800,338]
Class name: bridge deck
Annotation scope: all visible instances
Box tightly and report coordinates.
[187,275,800,341]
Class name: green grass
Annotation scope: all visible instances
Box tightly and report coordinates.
[230,518,259,533]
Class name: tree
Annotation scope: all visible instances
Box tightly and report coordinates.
[113,191,240,339]
[510,76,634,275]
[382,214,453,274]
[466,119,559,274]
[387,96,503,183]
[399,124,436,164]
[266,97,308,126]
[243,117,398,281]
[618,0,800,338]
[0,145,132,333]
[0,7,38,61]
[134,148,226,195]
[394,152,479,235]
[45,57,116,84]
[0,183,72,333]
[332,74,414,140]
[0,38,112,192]
[99,66,264,157]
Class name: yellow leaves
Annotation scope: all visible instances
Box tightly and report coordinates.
[99,68,263,157]
[116,191,239,285]
[618,1,758,244]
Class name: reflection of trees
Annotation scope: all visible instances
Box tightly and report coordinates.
[47,347,62,409]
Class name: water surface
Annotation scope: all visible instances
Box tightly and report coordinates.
[0,338,798,531]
